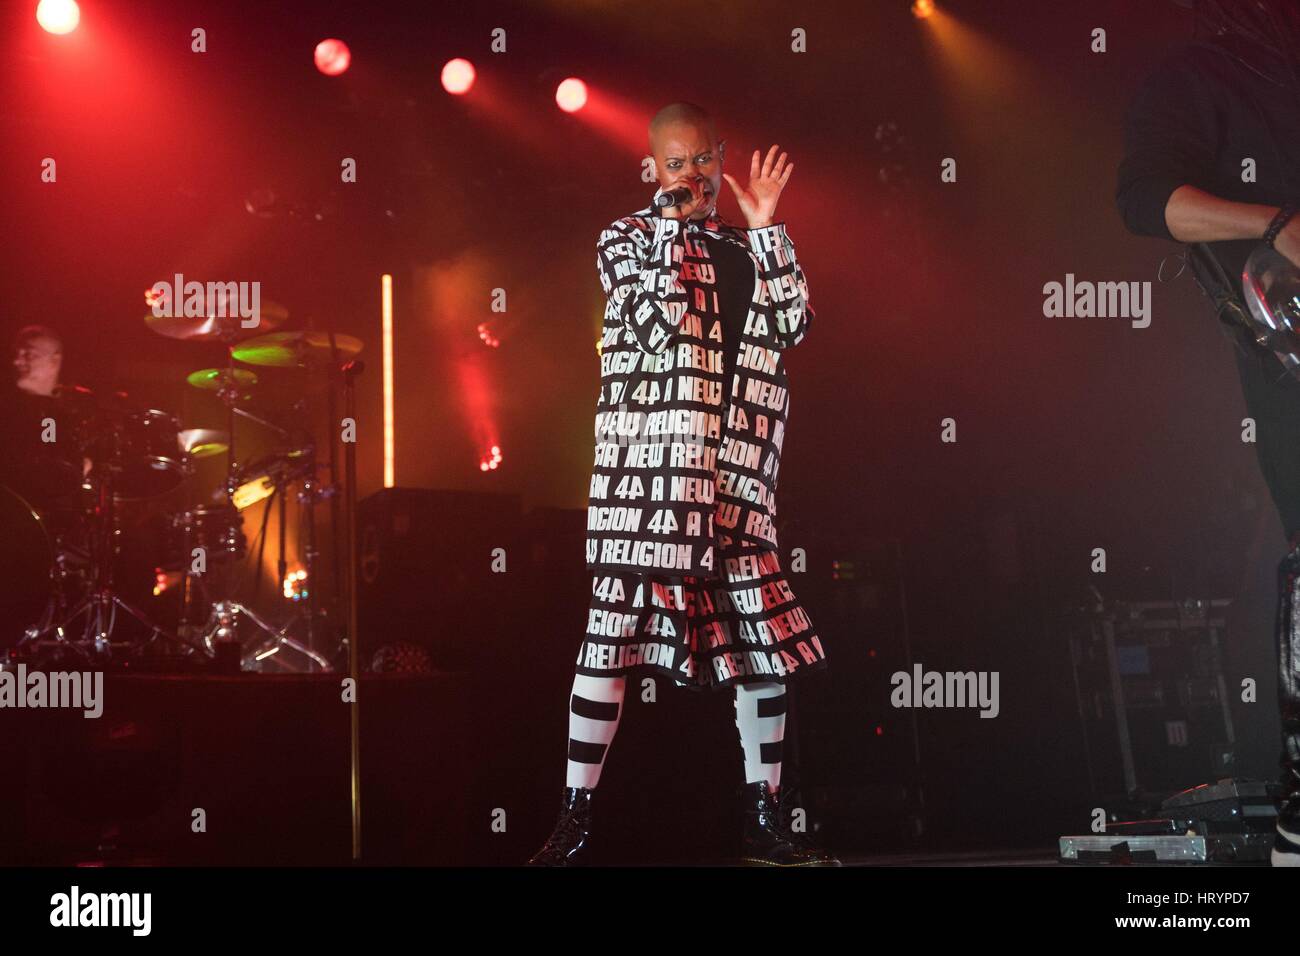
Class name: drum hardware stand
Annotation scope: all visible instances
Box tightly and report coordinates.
[262,466,334,659]
[175,366,289,637]
[196,596,331,672]
[190,439,334,672]
[176,347,291,670]
[19,465,195,660]
[22,532,86,649]
[211,461,334,672]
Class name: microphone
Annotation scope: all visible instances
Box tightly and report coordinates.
[656,184,708,208]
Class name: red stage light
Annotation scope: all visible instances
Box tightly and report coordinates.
[36,0,79,35]
[314,38,351,76]
[555,78,588,113]
[911,0,935,19]
[441,58,476,95]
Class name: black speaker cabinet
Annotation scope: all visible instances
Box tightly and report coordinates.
[357,488,523,669]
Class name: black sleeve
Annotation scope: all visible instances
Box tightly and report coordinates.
[1115,49,1222,242]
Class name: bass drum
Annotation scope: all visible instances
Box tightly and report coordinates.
[0,485,55,653]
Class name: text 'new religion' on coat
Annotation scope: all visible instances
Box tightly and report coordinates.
[587,202,815,578]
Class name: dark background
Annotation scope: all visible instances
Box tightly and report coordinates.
[1,0,1283,861]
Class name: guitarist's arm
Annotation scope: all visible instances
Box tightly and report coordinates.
[1165,185,1300,266]
[1114,48,1300,268]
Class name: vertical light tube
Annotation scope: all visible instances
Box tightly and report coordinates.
[382,273,395,488]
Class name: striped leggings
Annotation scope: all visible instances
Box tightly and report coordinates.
[563,672,787,791]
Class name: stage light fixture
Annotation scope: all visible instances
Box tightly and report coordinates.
[36,0,79,34]
[911,0,936,19]
[555,78,588,113]
[314,38,352,76]
[441,58,476,94]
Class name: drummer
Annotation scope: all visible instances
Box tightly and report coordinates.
[12,324,62,398]
[1,325,88,505]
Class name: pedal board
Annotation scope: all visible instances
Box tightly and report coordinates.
[1059,777,1279,864]
[1058,832,1273,864]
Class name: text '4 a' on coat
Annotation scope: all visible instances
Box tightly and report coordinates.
[586,203,814,578]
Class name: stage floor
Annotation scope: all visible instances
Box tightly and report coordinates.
[838,848,1060,867]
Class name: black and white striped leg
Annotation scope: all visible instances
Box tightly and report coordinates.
[565,673,626,790]
[733,680,786,791]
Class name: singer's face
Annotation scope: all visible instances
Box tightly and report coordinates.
[651,121,722,220]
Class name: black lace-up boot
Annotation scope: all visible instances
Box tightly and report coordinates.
[739,781,841,867]
[526,787,594,866]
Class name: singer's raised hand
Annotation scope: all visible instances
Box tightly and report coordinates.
[722,145,792,230]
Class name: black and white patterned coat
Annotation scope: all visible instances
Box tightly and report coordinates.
[586,203,814,577]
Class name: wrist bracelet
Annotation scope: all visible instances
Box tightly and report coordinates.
[1264,202,1298,247]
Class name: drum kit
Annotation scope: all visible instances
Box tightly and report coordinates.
[2,301,365,674]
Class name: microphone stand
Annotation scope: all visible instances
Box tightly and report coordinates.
[342,358,364,861]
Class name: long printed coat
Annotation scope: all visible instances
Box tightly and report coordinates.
[586,202,814,577]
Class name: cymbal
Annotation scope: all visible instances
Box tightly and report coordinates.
[178,428,229,459]
[145,300,288,341]
[232,331,363,368]
[186,368,258,391]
